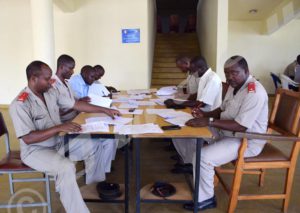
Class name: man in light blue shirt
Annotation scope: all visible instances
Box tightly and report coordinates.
[68,65,96,99]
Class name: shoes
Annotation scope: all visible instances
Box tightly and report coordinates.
[183,196,217,211]
[170,154,181,161]
[171,164,193,174]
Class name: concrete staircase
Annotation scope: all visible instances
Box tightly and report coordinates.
[151,33,200,88]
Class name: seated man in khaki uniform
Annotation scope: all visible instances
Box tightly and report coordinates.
[9,61,120,213]
[183,55,268,211]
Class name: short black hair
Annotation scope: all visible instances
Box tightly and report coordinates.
[297,55,300,64]
[26,61,49,80]
[224,55,248,71]
[81,65,94,75]
[57,54,75,69]
[94,64,104,71]
[190,56,208,70]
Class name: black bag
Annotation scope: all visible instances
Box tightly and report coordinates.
[96,182,122,200]
[150,182,176,198]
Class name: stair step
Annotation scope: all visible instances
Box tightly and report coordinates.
[153,67,182,72]
[152,72,186,79]
[152,78,183,85]
[153,62,176,67]
[154,58,177,63]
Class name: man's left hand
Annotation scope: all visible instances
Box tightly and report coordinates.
[186,118,209,127]
[105,108,121,119]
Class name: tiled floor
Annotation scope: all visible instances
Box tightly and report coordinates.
[0,104,300,213]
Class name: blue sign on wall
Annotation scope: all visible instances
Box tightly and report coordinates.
[122,29,140,43]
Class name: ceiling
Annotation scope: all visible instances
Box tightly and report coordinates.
[229,0,284,20]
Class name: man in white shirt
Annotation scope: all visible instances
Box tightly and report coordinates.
[171,56,222,173]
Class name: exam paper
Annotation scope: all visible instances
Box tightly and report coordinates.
[157,111,191,119]
[118,103,139,109]
[118,109,143,115]
[156,86,177,96]
[146,108,175,115]
[85,116,133,126]
[78,122,109,133]
[88,82,110,96]
[165,114,193,127]
[114,123,163,135]
[88,94,112,108]
[127,89,152,95]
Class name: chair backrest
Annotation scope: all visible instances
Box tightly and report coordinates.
[270,72,281,90]
[269,88,300,136]
[0,112,10,153]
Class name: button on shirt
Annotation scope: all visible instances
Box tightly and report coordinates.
[220,75,268,148]
[68,74,90,99]
[9,87,75,159]
[196,68,222,111]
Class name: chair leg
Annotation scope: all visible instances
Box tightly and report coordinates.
[259,169,266,187]
[45,175,52,213]
[8,174,15,195]
[228,168,243,213]
[282,168,296,213]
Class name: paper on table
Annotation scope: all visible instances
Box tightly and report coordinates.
[155,95,175,99]
[157,111,191,119]
[150,99,165,105]
[146,108,175,115]
[88,94,112,108]
[76,122,109,133]
[156,86,177,96]
[85,116,133,126]
[118,103,139,109]
[118,109,143,115]
[114,123,163,135]
[134,101,156,106]
[127,89,152,95]
[88,83,110,96]
[165,114,193,127]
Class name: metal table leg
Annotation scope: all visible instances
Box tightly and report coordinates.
[194,138,204,213]
[124,142,130,213]
[135,139,141,213]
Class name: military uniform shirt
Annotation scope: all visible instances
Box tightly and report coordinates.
[9,87,75,159]
[220,75,268,147]
[186,74,199,94]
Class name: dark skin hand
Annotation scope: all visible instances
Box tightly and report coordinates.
[22,122,81,145]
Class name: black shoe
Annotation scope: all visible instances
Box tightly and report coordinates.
[174,163,192,168]
[183,196,217,211]
[171,166,193,174]
[170,154,181,161]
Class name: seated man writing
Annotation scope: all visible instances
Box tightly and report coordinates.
[9,61,120,213]
[182,55,268,211]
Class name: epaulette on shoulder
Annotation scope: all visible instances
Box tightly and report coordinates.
[247,82,256,93]
[17,92,29,102]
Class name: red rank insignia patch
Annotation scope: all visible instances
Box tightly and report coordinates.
[49,78,56,85]
[248,82,256,93]
[17,92,29,102]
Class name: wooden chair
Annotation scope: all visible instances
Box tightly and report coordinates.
[215,88,300,213]
[0,112,52,212]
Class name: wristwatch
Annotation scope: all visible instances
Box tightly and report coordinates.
[208,117,214,126]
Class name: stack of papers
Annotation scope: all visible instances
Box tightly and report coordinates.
[127,89,152,95]
[114,123,163,135]
[78,122,109,133]
[156,86,177,96]
[157,111,191,119]
[118,109,143,115]
[85,116,133,126]
[118,103,139,109]
[146,108,175,115]
[89,94,112,108]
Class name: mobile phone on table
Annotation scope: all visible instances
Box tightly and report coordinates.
[129,108,136,112]
[161,125,181,131]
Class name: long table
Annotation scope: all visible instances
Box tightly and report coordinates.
[68,92,213,213]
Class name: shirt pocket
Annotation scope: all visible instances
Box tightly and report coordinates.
[221,98,241,120]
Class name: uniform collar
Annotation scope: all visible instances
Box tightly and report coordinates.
[233,75,254,94]
[200,68,212,80]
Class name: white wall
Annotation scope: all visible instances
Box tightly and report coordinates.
[228,19,300,94]
[0,0,33,105]
[196,0,228,79]
[53,0,153,93]
[0,0,155,105]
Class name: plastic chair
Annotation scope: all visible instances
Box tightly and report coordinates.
[280,74,299,91]
[215,88,300,213]
[270,72,281,92]
[0,112,52,212]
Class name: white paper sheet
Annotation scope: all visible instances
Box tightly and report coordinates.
[157,111,191,119]
[88,82,110,96]
[118,103,139,109]
[146,108,175,115]
[85,116,133,126]
[88,94,112,108]
[114,123,163,135]
[118,109,143,115]
[156,86,177,96]
[77,122,109,133]
[165,115,193,127]
[133,101,157,106]
[127,89,152,95]
[150,99,165,105]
